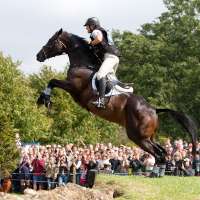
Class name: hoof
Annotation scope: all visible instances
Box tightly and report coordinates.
[37,92,51,108]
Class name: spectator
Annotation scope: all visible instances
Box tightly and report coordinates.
[31,153,45,190]
[11,140,200,192]
[12,167,21,193]
[75,154,82,185]
[101,155,111,173]
[19,156,31,192]
[182,158,194,176]
[45,156,59,190]
[69,157,77,183]
[193,153,200,176]
[129,154,143,175]
[173,152,184,176]
[120,155,130,174]
[102,160,112,173]
[109,154,121,173]
[79,164,88,186]
[143,153,155,176]
[86,155,97,188]
[165,155,175,175]
[58,159,69,186]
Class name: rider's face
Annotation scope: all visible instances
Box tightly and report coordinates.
[86,25,92,33]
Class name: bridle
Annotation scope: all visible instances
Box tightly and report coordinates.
[42,38,68,60]
[58,39,67,49]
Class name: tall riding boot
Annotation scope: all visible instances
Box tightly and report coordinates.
[92,78,106,108]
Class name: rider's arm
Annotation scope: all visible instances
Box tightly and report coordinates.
[90,30,103,46]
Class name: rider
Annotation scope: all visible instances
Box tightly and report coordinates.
[84,17,120,108]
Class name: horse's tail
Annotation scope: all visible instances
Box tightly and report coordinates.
[156,108,198,157]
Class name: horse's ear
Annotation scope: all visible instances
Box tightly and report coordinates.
[58,28,63,35]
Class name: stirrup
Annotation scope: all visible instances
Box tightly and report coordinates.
[92,98,105,108]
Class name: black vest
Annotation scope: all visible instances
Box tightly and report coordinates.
[90,27,120,60]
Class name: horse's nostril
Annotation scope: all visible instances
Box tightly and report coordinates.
[36,53,44,62]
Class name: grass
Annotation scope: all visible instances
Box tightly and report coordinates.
[95,174,200,200]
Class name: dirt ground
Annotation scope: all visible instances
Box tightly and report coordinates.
[0,183,114,200]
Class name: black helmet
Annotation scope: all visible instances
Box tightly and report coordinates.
[84,17,100,27]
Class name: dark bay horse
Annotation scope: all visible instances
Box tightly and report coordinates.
[36,29,197,168]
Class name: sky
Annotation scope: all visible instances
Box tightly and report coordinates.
[0,0,166,74]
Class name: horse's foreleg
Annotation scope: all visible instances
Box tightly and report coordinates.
[37,79,72,107]
[45,79,72,94]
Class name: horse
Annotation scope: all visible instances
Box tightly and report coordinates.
[36,28,197,175]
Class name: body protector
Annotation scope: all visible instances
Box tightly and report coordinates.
[90,27,120,61]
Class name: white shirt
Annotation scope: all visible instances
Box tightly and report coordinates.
[91,29,103,40]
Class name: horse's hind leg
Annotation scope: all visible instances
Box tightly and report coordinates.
[125,106,161,160]
[137,138,165,163]
[126,125,166,177]
[125,98,166,177]
[140,139,167,177]
[147,140,167,177]
[152,142,167,159]
[125,124,160,161]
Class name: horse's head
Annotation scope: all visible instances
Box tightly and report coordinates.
[36,28,67,62]
[36,28,100,68]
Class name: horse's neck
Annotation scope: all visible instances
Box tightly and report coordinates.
[66,34,99,68]
[68,51,96,68]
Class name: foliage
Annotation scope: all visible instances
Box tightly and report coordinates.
[0,53,51,176]
[0,120,19,177]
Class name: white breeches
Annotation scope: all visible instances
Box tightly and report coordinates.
[96,53,119,80]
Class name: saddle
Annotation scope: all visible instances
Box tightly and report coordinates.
[92,73,133,97]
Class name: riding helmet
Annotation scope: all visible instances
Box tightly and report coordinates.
[84,17,100,27]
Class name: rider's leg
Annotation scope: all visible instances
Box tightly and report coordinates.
[92,53,119,108]
[113,57,119,73]
[92,77,106,107]
[96,53,119,80]
[106,58,119,82]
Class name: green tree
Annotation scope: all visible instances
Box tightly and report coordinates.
[0,53,50,175]
[140,0,200,124]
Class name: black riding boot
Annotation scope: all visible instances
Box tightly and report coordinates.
[92,78,106,108]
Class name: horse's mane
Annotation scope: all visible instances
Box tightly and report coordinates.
[62,32,101,68]
[71,34,92,53]
[70,34,89,48]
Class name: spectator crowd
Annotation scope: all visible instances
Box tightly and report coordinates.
[2,138,200,193]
